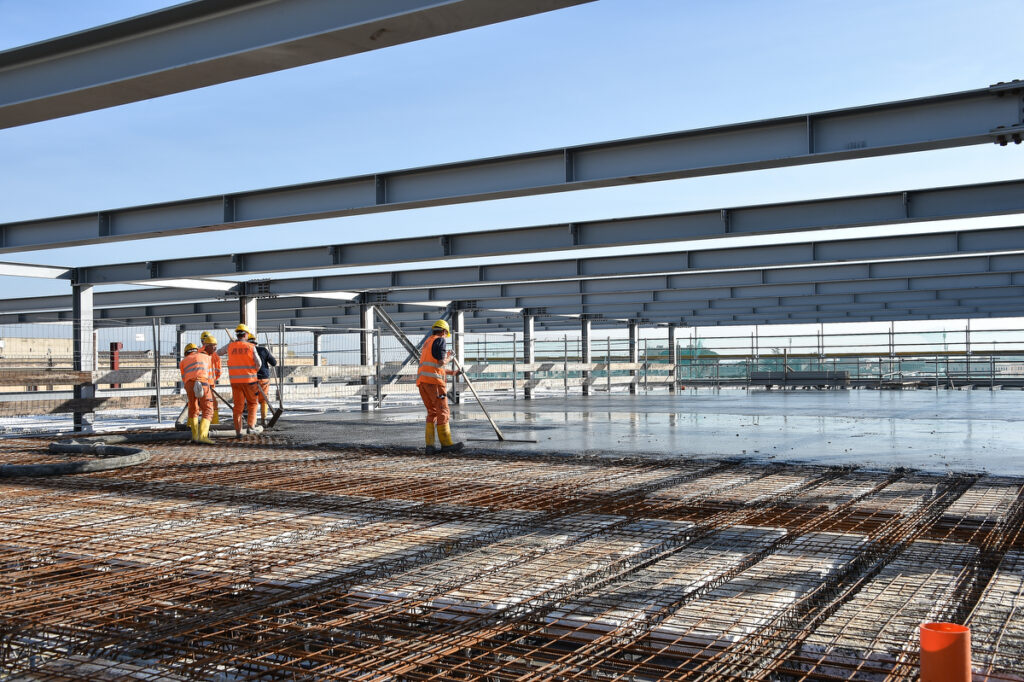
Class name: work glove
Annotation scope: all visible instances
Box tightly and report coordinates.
[193,381,205,398]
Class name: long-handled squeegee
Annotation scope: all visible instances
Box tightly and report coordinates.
[374,307,535,443]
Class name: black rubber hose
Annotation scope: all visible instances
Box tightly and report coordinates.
[1,441,149,477]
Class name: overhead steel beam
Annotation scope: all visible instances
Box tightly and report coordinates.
[121,304,1024,329]
[70,312,579,334]
[131,277,236,291]
[206,232,1024,302]
[0,261,70,278]
[8,302,1024,330]
[2,81,1022,252]
[70,178,1024,283]
[0,0,593,130]
[0,286,226,313]
[22,281,1024,328]
[244,227,1024,297]
[6,251,1024,316]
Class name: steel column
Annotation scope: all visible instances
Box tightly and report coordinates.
[523,314,535,400]
[109,341,122,390]
[581,318,592,396]
[152,319,162,424]
[239,296,257,330]
[71,283,95,432]
[628,320,638,395]
[312,331,322,389]
[451,309,465,405]
[668,325,679,393]
[360,302,374,412]
[174,325,185,391]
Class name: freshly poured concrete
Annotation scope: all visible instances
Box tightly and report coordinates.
[274,389,1024,475]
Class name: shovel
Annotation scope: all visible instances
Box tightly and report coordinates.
[255,381,284,428]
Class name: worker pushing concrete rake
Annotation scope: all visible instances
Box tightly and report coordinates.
[375,307,534,444]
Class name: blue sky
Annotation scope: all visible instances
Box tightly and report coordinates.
[1,0,1023,317]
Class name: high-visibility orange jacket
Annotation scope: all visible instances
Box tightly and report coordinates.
[416,338,452,386]
[203,346,222,382]
[226,340,260,384]
[179,352,212,384]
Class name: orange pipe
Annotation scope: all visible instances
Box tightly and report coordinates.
[920,622,971,682]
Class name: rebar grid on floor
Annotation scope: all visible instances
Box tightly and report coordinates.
[1,439,1022,681]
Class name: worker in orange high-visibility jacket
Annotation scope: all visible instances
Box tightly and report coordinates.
[416,319,463,453]
[200,331,222,424]
[179,343,215,444]
[225,323,263,436]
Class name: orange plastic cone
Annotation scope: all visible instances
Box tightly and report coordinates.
[920,622,971,682]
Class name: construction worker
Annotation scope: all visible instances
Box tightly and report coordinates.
[226,323,263,436]
[248,331,277,423]
[416,319,463,453]
[178,343,214,444]
[200,331,222,424]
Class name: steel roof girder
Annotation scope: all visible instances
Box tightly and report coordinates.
[910,272,1012,290]
[4,82,1023,252]
[940,285,1024,300]
[856,289,936,303]
[10,249,1024,317]
[729,282,817,298]
[779,293,856,306]
[68,178,1024,285]
[0,0,594,130]
[21,223,1024,312]
[818,278,911,295]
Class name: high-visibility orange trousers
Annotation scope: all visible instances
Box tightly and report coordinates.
[231,382,260,431]
[185,380,214,421]
[256,379,271,407]
[418,383,449,425]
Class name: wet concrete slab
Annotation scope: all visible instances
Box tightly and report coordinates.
[272,389,1024,475]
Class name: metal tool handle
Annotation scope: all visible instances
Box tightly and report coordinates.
[451,357,504,441]
[210,386,233,409]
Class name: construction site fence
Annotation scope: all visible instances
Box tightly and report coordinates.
[4,320,1024,431]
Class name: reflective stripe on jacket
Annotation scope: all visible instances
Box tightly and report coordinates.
[179,352,212,384]
[416,338,447,386]
[203,347,222,382]
[227,340,259,384]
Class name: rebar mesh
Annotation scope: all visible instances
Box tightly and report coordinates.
[1,440,1021,680]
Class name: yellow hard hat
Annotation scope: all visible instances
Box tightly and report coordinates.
[183,343,199,354]
[235,323,252,337]
[432,319,450,335]
[200,331,216,344]
[247,332,256,341]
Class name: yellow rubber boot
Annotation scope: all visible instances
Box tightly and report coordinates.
[425,423,437,453]
[212,407,219,425]
[437,423,452,446]
[187,417,198,442]
[437,424,463,453]
[197,418,214,445]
